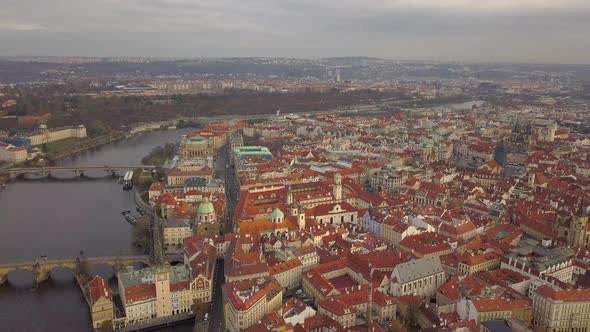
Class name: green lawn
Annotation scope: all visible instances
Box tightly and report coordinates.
[43,137,87,154]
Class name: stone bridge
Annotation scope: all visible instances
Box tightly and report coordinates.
[0,255,151,285]
[1,166,156,179]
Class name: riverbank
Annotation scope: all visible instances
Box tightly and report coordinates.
[0,128,197,332]
[48,131,126,162]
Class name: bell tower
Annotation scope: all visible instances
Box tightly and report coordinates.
[290,202,298,217]
[298,206,306,230]
[155,267,172,317]
[287,185,293,205]
[334,173,342,202]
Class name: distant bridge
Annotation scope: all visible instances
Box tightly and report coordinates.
[0,252,183,286]
[0,255,150,285]
[1,165,156,179]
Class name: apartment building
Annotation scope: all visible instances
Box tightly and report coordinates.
[224,277,283,332]
[532,286,590,332]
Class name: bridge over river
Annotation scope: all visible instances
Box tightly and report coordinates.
[0,255,150,285]
[1,165,156,179]
[0,252,182,286]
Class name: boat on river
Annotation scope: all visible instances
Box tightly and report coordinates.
[122,171,134,190]
[125,215,137,224]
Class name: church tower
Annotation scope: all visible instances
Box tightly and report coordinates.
[547,122,557,142]
[287,185,293,205]
[400,126,409,143]
[298,206,306,230]
[290,202,298,217]
[527,173,536,188]
[334,173,342,202]
[570,200,589,247]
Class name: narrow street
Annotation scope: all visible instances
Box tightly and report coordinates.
[207,142,239,332]
[207,259,225,332]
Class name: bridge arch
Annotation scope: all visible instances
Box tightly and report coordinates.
[0,255,150,287]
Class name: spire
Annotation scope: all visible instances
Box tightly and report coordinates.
[577,198,588,218]
[287,185,293,204]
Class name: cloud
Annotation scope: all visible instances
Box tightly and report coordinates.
[0,21,47,31]
[0,0,589,63]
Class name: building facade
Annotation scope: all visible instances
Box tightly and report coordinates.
[224,277,283,332]
[532,286,590,332]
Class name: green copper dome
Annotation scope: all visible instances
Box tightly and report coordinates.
[271,208,284,219]
[198,200,215,215]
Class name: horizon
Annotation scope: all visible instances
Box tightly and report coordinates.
[2,54,590,67]
[2,1,590,64]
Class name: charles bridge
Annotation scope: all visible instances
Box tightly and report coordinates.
[0,251,183,286]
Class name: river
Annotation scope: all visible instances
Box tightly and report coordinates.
[432,99,485,111]
[0,128,195,332]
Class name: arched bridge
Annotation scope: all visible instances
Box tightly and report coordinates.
[1,165,156,179]
[0,255,151,285]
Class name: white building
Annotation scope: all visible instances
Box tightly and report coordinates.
[28,125,87,146]
[0,142,27,163]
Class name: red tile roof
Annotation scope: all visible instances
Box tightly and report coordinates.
[536,285,590,302]
[85,276,112,305]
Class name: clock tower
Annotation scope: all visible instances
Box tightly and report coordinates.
[155,267,172,317]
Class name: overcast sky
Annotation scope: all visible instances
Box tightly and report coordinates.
[1,0,590,63]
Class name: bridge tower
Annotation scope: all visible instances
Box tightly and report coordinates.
[150,214,165,265]
[32,262,49,286]
[75,255,93,276]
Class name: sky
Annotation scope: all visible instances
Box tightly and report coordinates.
[1,0,590,64]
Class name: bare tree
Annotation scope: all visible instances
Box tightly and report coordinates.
[131,216,152,253]
[388,320,409,332]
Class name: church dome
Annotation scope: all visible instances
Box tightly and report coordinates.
[198,200,215,215]
[271,208,284,219]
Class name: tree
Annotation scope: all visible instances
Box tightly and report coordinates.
[141,144,177,166]
[86,119,108,136]
[388,320,409,332]
[131,217,152,253]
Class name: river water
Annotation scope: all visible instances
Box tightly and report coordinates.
[432,100,484,111]
[0,128,195,332]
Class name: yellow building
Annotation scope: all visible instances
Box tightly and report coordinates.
[224,277,283,332]
[458,298,532,327]
[179,131,226,159]
[155,269,172,317]
[532,286,590,332]
[457,251,501,275]
[28,124,87,146]
[269,258,303,291]
[318,298,356,328]
[569,202,589,248]
[163,220,193,248]
[83,276,114,329]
